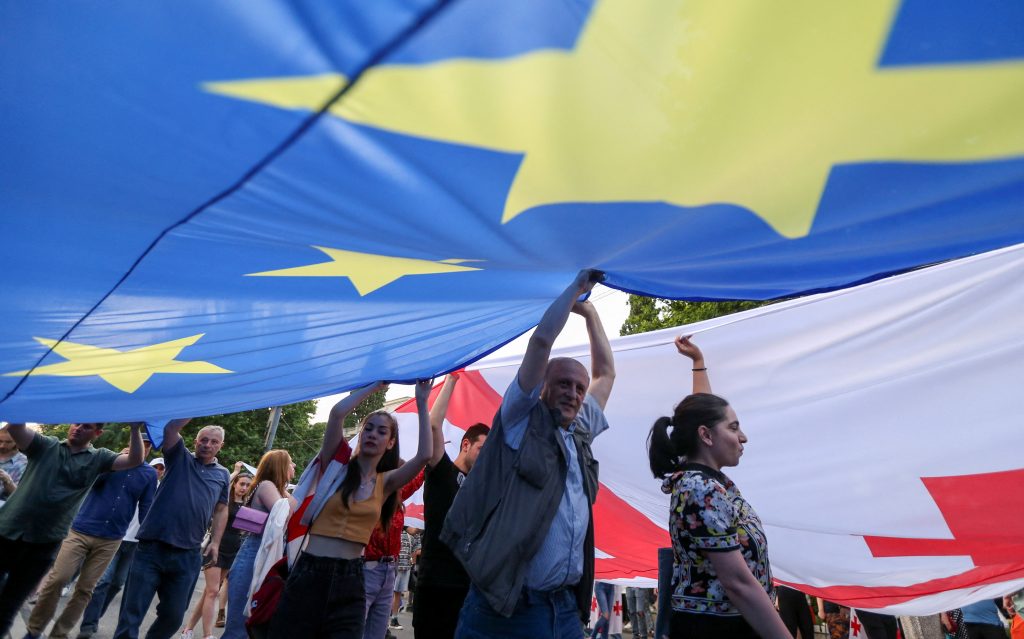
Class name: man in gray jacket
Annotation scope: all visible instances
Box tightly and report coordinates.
[442,269,615,638]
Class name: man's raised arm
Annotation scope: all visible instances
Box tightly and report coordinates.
[160,418,192,452]
[3,423,35,451]
[111,422,145,471]
[518,270,601,393]
[574,300,615,410]
[319,381,387,469]
[428,373,460,468]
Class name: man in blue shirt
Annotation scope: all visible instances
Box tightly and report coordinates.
[26,436,158,639]
[113,419,230,639]
[77,457,165,639]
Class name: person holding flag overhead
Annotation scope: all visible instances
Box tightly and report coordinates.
[113,420,230,639]
[647,337,789,639]
[442,269,615,638]
[0,421,145,639]
[268,378,433,638]
[413,372,490,639]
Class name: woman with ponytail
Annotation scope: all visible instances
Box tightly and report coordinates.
[647,336,789,639]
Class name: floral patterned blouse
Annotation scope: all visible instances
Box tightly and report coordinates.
[662,463,773,616]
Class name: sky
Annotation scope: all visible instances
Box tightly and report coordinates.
[312,286,632,422]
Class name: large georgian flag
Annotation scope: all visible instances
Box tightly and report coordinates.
[395,242,1024,615]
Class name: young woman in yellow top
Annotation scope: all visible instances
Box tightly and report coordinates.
[269,379,432,639]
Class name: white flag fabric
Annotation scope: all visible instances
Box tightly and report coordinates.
[849,609,864,638]
[395,242,1024,615]
[589,583,625,635]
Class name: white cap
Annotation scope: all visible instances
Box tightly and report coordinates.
[150,458,165,467]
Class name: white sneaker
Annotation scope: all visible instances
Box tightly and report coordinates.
[180,630,194,639]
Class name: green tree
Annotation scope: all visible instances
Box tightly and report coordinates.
[41,399,323,473]
[39,390,389,475]
[342,388,386,437]
[620,296,772,336]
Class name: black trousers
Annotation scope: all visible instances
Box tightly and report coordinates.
[413,582,469,639]
[670,610,760,639]
[857,610,898,639]
[777,586,814,639]
[965,623,1008,639]
[268,554,365,639]
[0,535,62,638]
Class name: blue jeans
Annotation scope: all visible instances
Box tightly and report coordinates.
[455,584,583,639]
[593,582,615,639]
[80,540,138,634]
[625,587,652,639]
[362,561,396,639]
[222,534,260,639]
[112,540,202,639]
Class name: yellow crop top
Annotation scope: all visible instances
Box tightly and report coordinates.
[309,472,386,545]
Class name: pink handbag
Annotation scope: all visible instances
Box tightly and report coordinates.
[232,505,268,534]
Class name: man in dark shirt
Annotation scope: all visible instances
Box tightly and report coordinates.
[113,419,229,639]
[26,437,158,639]
[413,372,490,639]
[0,422,145,638]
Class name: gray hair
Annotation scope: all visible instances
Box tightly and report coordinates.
[196,424,225,442]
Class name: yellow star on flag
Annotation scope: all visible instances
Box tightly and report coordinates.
[4,334,231,393]
[205,0,1024,239]
[246,245,482,295]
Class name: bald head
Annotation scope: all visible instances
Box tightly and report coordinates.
[541,358,590,427]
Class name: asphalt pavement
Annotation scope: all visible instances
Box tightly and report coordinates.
[10,572,417,639]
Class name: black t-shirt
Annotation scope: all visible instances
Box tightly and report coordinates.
[418,452,469,588]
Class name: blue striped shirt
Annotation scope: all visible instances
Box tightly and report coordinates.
[501,378,608,591]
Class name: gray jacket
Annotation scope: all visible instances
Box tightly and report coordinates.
[440,398,599,618]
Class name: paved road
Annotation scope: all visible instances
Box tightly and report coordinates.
[10,571,419,639]
[12,575,717,639]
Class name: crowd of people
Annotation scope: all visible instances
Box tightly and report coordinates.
[2,268,1023,639]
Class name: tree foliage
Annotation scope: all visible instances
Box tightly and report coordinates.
[42,400,320,474]
[40,390,390,475]
[620,295,771,336]
[342,389,386,437]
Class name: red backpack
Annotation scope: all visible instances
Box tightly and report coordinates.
[245,556,289,632]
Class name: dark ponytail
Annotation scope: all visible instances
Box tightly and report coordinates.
[647,393,731,478]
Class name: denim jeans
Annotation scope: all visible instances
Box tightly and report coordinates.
[80,540,138,635]
[268,553,366,639]
[593,582,615,639]
[455,584,584,639]
[222,533,260,639]
[112,540,202,639]
[362,560,396,639]
[625,587,652,639]
[0,536,61,638]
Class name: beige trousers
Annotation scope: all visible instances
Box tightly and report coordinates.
[27,529,121,639]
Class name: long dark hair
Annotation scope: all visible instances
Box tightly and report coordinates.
[338,410,401,532]
[647,393,731,477]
